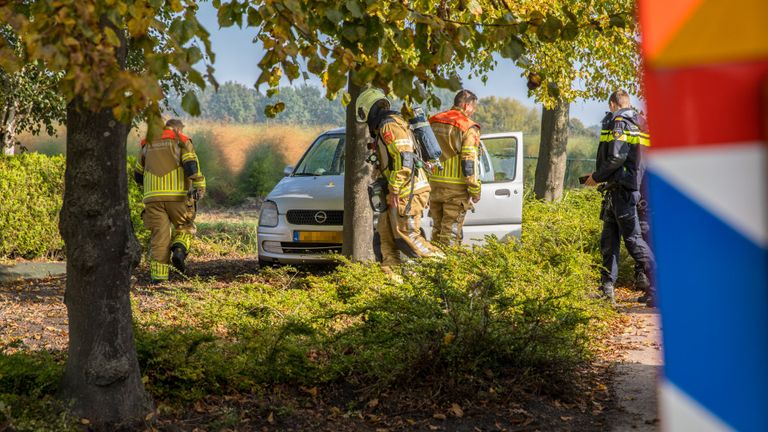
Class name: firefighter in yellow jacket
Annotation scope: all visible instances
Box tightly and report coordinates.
[133,119,206,283]
[428,90,482,245]
[356,88,441,271]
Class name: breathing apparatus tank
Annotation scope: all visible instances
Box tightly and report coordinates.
[408,106,442,170]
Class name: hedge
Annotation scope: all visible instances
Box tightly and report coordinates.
[0,154,146,259]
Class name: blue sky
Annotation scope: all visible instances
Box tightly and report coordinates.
[195,3,609,124]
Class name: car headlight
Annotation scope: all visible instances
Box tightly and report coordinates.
[259,200,279,227]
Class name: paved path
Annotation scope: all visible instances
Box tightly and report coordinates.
[0,262,66,283]
[608,305,663,431]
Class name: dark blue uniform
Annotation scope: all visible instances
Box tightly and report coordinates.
[593,108,655,289]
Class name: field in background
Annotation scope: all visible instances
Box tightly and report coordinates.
[18,124,599,205]
[18,122,327,168]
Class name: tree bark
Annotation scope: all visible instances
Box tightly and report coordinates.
[58,22,151,428]
[59,99,150,429]
[342,77,374,261]
[533,99,570,201]
[1,102,17,155]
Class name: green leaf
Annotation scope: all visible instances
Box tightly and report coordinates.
[247,7,263,26]
[307,56,326,74]
[346,0,363,18]
[561,22,579,41]
[181,91,201,116]
[217,2,234,27]
[500,36,524,60]
[274,102,285,113]
[325,8,344,23]
[341,91,351,107]
[609,15,626,28]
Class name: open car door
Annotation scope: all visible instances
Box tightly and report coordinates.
[462,132,524,244]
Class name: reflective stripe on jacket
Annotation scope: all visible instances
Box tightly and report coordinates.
[428,108,481,196]
[134,129,206,203]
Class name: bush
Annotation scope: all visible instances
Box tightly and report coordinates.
[235,142,287,203]
[133,192,613,401]
[0,154,65,258]
[0,349,78,432]
[189,130,238,207]
[0,153,149,259]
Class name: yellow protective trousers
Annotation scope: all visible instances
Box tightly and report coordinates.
[143,200,197,281]
[428,186,471,246]
[377,190,440,268]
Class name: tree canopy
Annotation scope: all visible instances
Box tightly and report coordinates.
[0,0,217,129]
[215,0,636,114]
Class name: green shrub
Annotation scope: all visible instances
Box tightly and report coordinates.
[0,349,78,432]
[127,156,149,246]
[189,130,238,207]
[0,154,65,258]
[133,193,613,401]
[236,142,287,201]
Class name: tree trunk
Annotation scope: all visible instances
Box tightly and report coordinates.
[1,102,17,155]
[533,99,570,201]
[58,22,151,428]
[342,77,374,261]
[59,99,150,429]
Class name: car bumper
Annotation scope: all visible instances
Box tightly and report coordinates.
[258,223,343,264]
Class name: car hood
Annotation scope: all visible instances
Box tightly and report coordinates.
[266,175,344,212]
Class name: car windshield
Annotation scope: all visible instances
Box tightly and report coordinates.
[294,134,345,176]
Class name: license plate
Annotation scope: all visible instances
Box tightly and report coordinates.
[294,231,343,243]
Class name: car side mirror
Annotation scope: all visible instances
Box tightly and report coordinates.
[283,165,294,176]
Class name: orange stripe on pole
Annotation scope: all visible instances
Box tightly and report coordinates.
[647,0,768,68]
[640,0,702,62]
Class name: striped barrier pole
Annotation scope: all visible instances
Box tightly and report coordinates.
[639,0,768,430]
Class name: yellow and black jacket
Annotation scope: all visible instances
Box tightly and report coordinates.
[375,113,431,198]
[428,107,481,199]
[593,108,650,191]
[133,129,206,203]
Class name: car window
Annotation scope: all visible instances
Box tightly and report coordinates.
[480,136,518,182]
[294,135,345,176]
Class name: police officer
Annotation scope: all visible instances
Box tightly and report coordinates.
[356,88,441,273]
[583,90,655,306]
[428,90,482,246]
[133,119,206,283]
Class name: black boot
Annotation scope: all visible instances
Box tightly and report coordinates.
[635,272,650,291]
[171,244,187,274]
[637,286,656,307]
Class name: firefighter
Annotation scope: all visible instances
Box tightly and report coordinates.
[427,90,482,246]
[583,90,655,306]
[133,119,206,283]
[356,88,441,273]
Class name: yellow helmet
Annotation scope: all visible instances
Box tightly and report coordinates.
[356,88,390,123]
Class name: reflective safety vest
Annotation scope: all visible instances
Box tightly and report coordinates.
[134,129,206,203]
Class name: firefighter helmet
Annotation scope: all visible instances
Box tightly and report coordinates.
[356,88,390,123]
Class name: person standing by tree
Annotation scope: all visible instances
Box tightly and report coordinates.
[133,119,206,282]
[583,90,655,306]
[427,90,482,246]
[356,88,440,274]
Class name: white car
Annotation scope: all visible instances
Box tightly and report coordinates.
[257,127,524,265]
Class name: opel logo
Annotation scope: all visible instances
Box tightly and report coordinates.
[314,211,328,224]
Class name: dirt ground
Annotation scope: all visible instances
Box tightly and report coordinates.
[0,260,662,431]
